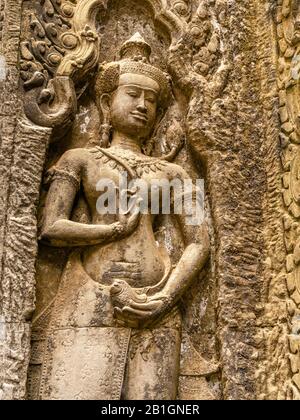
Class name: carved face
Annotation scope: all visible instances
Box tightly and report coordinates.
[106,73,160,139]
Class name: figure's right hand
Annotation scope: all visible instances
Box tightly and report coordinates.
[113,197,142,238]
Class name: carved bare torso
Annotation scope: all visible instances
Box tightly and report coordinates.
[46,145,185,289]
[81,147,171,288]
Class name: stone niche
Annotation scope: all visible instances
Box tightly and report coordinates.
[0,0,299,401]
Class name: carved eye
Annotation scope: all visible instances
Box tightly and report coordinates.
[128,91,138,98]
[145,95,156,104]
[146,98,155,104]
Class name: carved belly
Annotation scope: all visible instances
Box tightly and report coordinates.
[82,218,166,288]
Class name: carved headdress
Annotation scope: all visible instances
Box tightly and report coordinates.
[96,33,172,109]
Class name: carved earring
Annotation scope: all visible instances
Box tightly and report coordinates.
[100,115,112,148]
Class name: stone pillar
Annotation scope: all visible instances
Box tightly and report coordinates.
[0,0,51,399]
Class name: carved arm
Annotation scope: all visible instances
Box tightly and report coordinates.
[41,148,140,247]
[160,216,209,307]
[41,178,139,247]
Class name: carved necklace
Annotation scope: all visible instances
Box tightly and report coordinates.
[89,146,168,179]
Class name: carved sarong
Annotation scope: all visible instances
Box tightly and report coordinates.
[27,251,182,400]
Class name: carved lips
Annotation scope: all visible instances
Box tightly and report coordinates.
[130,112,149,123]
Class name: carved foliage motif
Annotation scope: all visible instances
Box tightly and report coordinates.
[20,0,223,129]
[21,0,108,128]
[276,0,300,399]
[20,0,108,84]
[20,0,77,83]
[186,1,221,78]
[168,0,228,156]
[169,0,191,21]
[168,0,222,86]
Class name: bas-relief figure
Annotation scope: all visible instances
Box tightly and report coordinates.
[27,33,209,400]
[4,0,288,402]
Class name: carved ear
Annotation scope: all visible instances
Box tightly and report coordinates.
[100,93,111,112]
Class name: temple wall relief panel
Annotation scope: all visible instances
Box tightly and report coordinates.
[0,0,297,400]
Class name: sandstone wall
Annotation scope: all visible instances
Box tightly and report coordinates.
[0,0,298,400]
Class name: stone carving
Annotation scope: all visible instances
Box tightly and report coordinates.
[22,0,222,401]
[20,0,224,132]
[20,0,192,129]
[20,0,76,83]
[21,0,108,128]
[0,0,55,400]
[27,32,209,399]
[170,0,191,21]
[1,0,285,401]
[276,0,300,399]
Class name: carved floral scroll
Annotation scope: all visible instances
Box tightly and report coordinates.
[20,0,223,131]
[19,0,188,128]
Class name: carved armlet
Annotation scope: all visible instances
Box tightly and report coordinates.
[46,167,81,192]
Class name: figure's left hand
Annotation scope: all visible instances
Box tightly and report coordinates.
[114,294,170,329]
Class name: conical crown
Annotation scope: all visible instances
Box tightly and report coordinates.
[96,33,171,108]
[120,32,151,62]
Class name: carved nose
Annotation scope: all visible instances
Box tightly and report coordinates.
[136,103,147,114]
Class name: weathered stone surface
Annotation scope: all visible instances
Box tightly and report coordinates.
[0,116,50,399]
[0,0,299,400]
[271,0,300,400]
[0,1,51,399]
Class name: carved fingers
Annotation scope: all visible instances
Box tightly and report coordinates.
[116,196,142,237]
[113,295,169,329]
[125,300,164,312]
